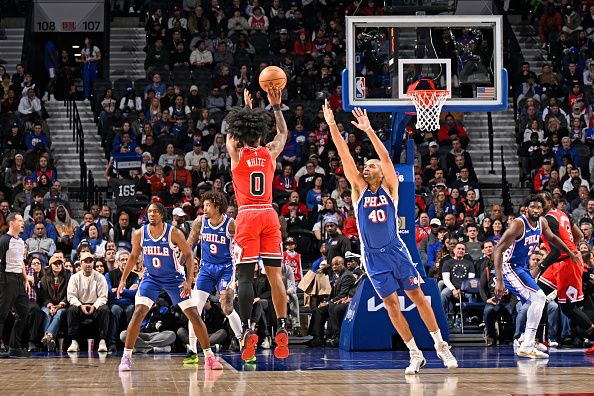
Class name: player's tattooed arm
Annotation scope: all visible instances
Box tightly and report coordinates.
[227,218,236,237]
[187,216,203,249]
[172,227,196,290]
[226,133,241,169]
[266,87,289,160]
[541,217,580,264]
[493,218,523,298]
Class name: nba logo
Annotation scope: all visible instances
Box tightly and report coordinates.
[355,77,365,99]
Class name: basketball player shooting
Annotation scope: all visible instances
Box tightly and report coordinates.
[322,101,458,375]
[225,87,290,361]
[116,202,223,371]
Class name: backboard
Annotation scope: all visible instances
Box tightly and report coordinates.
[342,15,508,113]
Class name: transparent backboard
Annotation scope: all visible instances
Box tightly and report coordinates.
[342,15,508,112]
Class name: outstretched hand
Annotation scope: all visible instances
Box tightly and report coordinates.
[351,107,372,133]
[243,89,253,109]
[266,87,282,106]
[322,99,335,125]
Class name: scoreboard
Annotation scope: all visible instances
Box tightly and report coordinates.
[33,0,104,33]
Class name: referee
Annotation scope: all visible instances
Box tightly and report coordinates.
[0,213,31,358]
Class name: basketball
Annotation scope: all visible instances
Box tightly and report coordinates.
[258,66,287,91]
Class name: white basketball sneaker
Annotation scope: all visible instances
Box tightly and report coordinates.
[517,344,549,359]
[436,342,458,369]
[405,350,426,375]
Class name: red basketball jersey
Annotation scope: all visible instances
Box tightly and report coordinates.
[542,208,576,259]
[232,146,275,208]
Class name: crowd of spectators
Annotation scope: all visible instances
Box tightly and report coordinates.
[1,0,594,354]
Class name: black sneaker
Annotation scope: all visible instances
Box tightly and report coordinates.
[229,337,240,352]
[9,348,31,358]
[28,342,39,352]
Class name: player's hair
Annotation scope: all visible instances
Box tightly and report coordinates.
[224,107,273,147]
[538,190,553,204]
[202,191,229,214]
[148,202,167,220]
[523,194,545,208]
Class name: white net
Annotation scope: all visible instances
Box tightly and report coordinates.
[408,90,449,132]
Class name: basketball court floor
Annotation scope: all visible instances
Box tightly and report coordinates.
[2,346,593,395]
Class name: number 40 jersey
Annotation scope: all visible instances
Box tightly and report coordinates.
[355,184,400,250]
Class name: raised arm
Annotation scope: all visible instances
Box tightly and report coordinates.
[226,132,240,168]
[322,99,365,193]
[265,87,289,162]
[186,215,203,250]
[493,218,523,298]
[351,107,399,194]
[117,229,142,298]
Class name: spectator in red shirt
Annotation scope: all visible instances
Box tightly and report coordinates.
[273,165,298,199]
[165,155,192,188]
[533,158,552,191]
[416,212,431,247]
[281,191,308,217]
[294,30,313,56]
[328,85,343,112]
[438,113,469,147]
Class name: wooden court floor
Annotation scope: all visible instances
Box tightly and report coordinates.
[1,349,593,395]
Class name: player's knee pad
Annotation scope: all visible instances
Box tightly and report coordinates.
[531,289,547,311]
[193,290,210,315]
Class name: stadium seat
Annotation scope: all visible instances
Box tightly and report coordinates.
[457,278,486,334]
[113,78,133,99]
[133,78,150,97]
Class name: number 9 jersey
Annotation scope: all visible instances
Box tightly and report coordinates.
[231,146,282,265]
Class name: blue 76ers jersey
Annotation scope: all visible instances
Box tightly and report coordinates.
[200,214,233,266]
[503,215,541,268]
[141,223,185,278]
[355,185,399,249]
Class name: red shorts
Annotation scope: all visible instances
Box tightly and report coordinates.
[540,258,585,303]
[233,204,282,265]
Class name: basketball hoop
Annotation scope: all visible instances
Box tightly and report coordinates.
[407,79,449,132]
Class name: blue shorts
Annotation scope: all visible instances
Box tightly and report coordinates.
[502,262,541,303]
[194,262,234,293]
[363,238,422,299]
[136,272,195,310]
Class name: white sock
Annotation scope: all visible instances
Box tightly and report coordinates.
[226,310,243,339]
[203,347,213,358]
[123,348,133,358]
[522,327,537,349]
[430,329,444,345]
[188,323,197,354]
[405,338,420,352]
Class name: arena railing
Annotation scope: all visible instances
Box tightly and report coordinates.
[64,91,103,210]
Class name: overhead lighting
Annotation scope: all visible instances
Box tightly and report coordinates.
[72,45,80,48]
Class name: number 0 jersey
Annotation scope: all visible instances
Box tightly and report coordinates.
[355,184,399,249]
[503,215,541,268]
[232,146,274,208]
[141,223,185,279]
[200,214,233,266]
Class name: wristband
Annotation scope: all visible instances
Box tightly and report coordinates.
[365,127,373,132]
[328,122,336,126]
[272,104,281,111]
